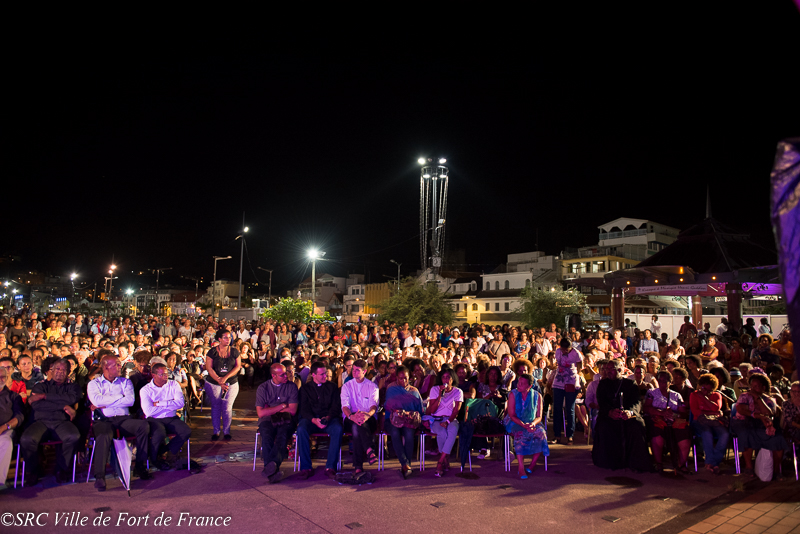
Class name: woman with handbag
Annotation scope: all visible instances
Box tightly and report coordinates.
[731,373,787,479]
[506,373,549,479]
[425,368,464,477]
[690,373,729,474]
[645,370,691,473]
[384,366,423,479]
[551,337,582,445]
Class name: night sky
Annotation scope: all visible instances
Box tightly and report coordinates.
[6,5,799,297]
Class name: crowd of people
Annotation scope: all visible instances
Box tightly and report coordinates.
[0,310,796,492]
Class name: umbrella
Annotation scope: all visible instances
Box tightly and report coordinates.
[112,430,132,497]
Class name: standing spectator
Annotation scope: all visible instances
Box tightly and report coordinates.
[204,330,242,441]
[551,337,582,445]
[758,318,772,336]
[678,316,698,338]
[650,316,663,338]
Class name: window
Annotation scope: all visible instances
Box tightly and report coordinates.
[454,303,459,311]
[504,302,509,311]
[495,281,500,290]
[495,302,500,311]
[504,280,510,289]
[486,282,490,290]
[485,303,490,311]
[471,281,477,291]
[525,279,531,287]
[472,303,478,311]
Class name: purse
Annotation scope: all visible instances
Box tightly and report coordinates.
[390,410,421,429]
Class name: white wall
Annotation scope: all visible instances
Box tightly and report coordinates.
[623,314,789,340]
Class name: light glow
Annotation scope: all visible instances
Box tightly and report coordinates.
[418,158,426,165]
[438,158,446,164]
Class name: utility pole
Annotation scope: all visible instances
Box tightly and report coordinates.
[257,267,273,308]
[236,213,248,310]
[212,256,232,318]
[151,267,172,315]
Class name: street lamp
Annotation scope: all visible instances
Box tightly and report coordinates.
[418,157,450,274]
[235,216,249,310]
[390,259,402,290]
[307,249,326,312]
[212,255,232,317]
[257,267,273,309]
[70,273,77,312]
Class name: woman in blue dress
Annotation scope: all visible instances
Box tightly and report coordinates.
[506,373,549,479]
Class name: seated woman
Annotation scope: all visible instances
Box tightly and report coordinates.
[592,359,652,472]
[510,358,534,391]
[182,350,205,406]
[506,373,549,479]
[425,368,464,477]
[781,381,800,446]
[645,370,691,473]
[731,373,787,479]
[690,373,730,475]
[670,367,694,401]
[384,365,423,479]
[471,364,509,458]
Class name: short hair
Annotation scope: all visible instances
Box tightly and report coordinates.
[484,365,502,385]
[17,354,32,363]
[709,366,731,386]
[133,350,152,364]
[42,356,62,375]
[517,373,534,387]
[100,354,119,368]
[151,362,167,374]
[214,329,230,341]
[671,367,689,380]
[310,361,327,374]
[697,373,719,390]
[395,365,409,377]
[353,359,368,370]
[685,355,702,368]
[436,367,458,386]
[749,373,771,390]
[656,370,673,383]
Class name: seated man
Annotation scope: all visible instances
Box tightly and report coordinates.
[87,353,151,491]
[340,359,379,473]
[592,359,652,472]
[256,363,298,484]
[141,363,198,473]
[20,358,82,485]
[0,363,24,491]
[297,362,342,479]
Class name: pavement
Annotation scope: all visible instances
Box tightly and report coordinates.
[1,385,798,533]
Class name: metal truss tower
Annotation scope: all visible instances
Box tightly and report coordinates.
[418,157,449,275]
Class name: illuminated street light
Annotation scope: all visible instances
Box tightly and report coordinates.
[418,156,450,274]
[126,289,134,295]
[418,157,426,165]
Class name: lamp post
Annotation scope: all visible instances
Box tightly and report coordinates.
[257,267,273,308]
[418,157,449,274]
[235,215,249,310]
[212,255,232,317]
[390,259,402,291]
[307,249,326,313]
[70,273,77,312]
[151,267,172,310]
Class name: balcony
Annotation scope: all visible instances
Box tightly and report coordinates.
[598,229,647,240]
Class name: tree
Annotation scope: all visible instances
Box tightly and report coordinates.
[513,286,587,330]
[377,279,455,326]
[261,297,334,323]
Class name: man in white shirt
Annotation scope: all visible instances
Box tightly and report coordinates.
[402,331,421,348]
[141,363,195,472]
[236,323,251,343]
[650,315,663,338]
[340,360,379,473]
[87,352,151,491]
[715,318,729,337]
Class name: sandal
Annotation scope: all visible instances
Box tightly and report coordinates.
[435,458,446,477]
[367,449,378,465]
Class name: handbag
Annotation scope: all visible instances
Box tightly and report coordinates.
[390,410,421,429]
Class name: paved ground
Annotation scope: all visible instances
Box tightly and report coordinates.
[2,386,798,533]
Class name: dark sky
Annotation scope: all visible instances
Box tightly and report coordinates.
[6,5,799,296]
